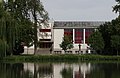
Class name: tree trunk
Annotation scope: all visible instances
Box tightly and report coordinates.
[33,3,38,55]
[117,50,118,56]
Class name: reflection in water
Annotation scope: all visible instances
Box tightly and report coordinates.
[0,62,120,78]
[24,63,53,78]
[60,67,73,78]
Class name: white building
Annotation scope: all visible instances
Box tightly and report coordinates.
[24,20,104,54]
[53,21,104,54]
[24,21,54,54]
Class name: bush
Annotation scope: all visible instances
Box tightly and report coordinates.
[0,39,7,57]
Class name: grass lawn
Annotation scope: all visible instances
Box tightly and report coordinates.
[1,54,120,62]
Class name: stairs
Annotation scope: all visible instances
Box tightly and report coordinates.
[36,48,51,54]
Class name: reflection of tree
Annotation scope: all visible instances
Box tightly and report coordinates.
[89,63,120,78]
[89,67,105,78]
[0,63,24,78]
[101,63,120,78]
[23,69,34,78]
[60,67,73,78]
[6,63,24,78]
[0,63,53,78]
[37,63,53,78]
[0,63,6,78]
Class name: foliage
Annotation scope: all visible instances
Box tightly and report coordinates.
[0,39,8,57]
[6,0,49,54]
[0,0,49,56]
[60,35,74,51]
[88,31,104,53]
[113,0,120,14]
[0,2,18,56]
[111,35,120,55]
[99,16,120,55]
[2,55,120,62]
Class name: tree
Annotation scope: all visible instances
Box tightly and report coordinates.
[0,1,18,56]
[88,31,104,54]
[98,22,113,54]
[111,35,120,56]
[99,17,120,55]
[28,0,49,54]
[113,0,120,15]
[0,0,49,56]
[60,35,73,52]
[5,0,49,54]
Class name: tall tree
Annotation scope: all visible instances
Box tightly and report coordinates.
[99,17,120,55]
[99,22,112,54]
[111,35,120,56]
[0,1,19,56]
[6,0,49,54]
[27,0,49,54]
[88,31,104,54]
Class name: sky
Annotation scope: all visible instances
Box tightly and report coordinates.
[41,0,118,21]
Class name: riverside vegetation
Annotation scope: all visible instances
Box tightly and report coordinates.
[2,54,120,62]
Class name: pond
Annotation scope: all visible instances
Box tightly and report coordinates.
[0,62,120,78]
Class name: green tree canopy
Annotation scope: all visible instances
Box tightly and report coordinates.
[88,30,104,53]
[6,0,49,54]
[0,0,49,56]
[60,35,73,52]
[111,35,120,55]
[99,16,120,55]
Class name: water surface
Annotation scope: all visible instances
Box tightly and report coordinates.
[0,62,120,78]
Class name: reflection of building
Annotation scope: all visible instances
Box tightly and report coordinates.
[53,63,91,78]
[11,62,92,78]
[73,63,91,78]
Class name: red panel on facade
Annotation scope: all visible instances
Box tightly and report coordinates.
[75,29,83,44]
[64,29,73,39]
[85,31,93,43]
[39,29,51,32]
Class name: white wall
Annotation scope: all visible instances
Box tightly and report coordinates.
[38,32,52,39]
[37,22,53,40]
[23,46,34,54]
[53,29,64,50]
[53,28,89,54]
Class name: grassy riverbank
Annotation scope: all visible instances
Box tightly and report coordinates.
[1,54,120,62]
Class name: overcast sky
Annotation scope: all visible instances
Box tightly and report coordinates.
[41,0,118,21]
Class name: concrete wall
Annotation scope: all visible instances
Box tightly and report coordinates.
[53,28,89,54]
[23,46,34,54]
[53,29,64,50]
[37,23,53,40]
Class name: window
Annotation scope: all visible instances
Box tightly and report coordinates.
[75,29,83,44]
[85,28,94,43]
[64,29,73,41]
[40,39,51,41]
[39,43,52,48]
[39,29,51,32]
[64,29,73,36]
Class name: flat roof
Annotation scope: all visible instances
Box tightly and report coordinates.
[53,21,105,29]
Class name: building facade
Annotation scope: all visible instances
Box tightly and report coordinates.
[53,21,104,54]
[24,20,104,54]
[24,21,54,54]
